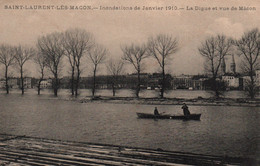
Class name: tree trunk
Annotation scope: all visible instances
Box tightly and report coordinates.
[20,67,24,95]
[112,82,115,96]
[113,88,115,96]
[54,88,58,96]
[92,65,97,97]
[71,67,75,96]
[212,76,219,98]
[53,73,58,97]
[136,70,140,98]
[161,68,165,98]
[75,67,80,97]
[37,78,43,95]
[37,81,41,95]
[37,70,44,95]
[5,65,9,94]
[249,64,254,99]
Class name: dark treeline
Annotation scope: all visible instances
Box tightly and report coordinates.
[0,28,259,99]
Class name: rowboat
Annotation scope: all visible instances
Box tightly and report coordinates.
[136,112,201,120]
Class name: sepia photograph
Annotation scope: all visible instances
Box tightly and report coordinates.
[0,0,259,165]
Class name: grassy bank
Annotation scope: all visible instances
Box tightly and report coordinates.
[78,96,260,107]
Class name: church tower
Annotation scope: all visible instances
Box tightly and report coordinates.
[221,57,226,75]
[230,54,236,74]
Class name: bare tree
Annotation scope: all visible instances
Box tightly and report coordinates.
[34,51,47,95]
[147,34,178,98]
[63,28,94,97]
[14,45,35,95]
[107,59,124,96]
[234,28,260,99]
[0,44,16,94]
[198,35,233,98]
[122,43,147,98]
[37,32,65,97]
[63,33,76,96]
[88,44,107,97]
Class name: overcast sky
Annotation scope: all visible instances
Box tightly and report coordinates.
[0,0,259,77]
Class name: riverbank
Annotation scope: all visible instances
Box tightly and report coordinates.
[79,96,260,107]
[1,89,259,107]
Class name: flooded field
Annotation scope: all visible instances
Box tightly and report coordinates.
[0,90,259,159]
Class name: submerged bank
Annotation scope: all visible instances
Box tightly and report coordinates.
[78,96,260,107]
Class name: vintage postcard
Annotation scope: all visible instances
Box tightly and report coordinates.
[0,0,259,165]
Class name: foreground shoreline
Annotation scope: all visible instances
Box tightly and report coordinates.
[78,96,260,107]
[0,133,254,165]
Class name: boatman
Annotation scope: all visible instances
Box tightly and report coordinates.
[181,103,191,116]
[154,107,159,115]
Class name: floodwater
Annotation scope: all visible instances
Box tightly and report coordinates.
[0,89,259,159]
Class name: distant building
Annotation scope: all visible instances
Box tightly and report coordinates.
[221,54,237,75]
[63,73,172,90]
[40,79,52,88]
[222,73,243,90]
[219,54,243,90]
[9,78,18,88]
[20,77,32,89]
[25,78,31,88]
[0,78,19,89]
[171,75,204,90]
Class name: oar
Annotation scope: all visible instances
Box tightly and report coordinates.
[159,112,166,115]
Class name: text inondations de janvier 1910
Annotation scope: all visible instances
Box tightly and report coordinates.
[3,4,257,12]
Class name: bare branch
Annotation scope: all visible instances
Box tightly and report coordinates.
[88,44,107,96]
[107,59,124,76]
[121,43,147,97]
[198,34,233,97]
[106,59,124,96]
[234,28,260,98]
[37,32,65,96]
[147,34,178,98]
[0,44,16,94]
[63,28,95,96]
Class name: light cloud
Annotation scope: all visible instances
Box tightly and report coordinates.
[206,17,244,39]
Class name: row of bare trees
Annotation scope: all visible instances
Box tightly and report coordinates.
[0,44,34,94]
[1,28,258,99]
[37,29,114,97]
[199,28,260,99]
[0,30,179,98]
[121,34,178,98]
[90,34,179,98]
[0,45,14,94]
[0,29,102,97]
